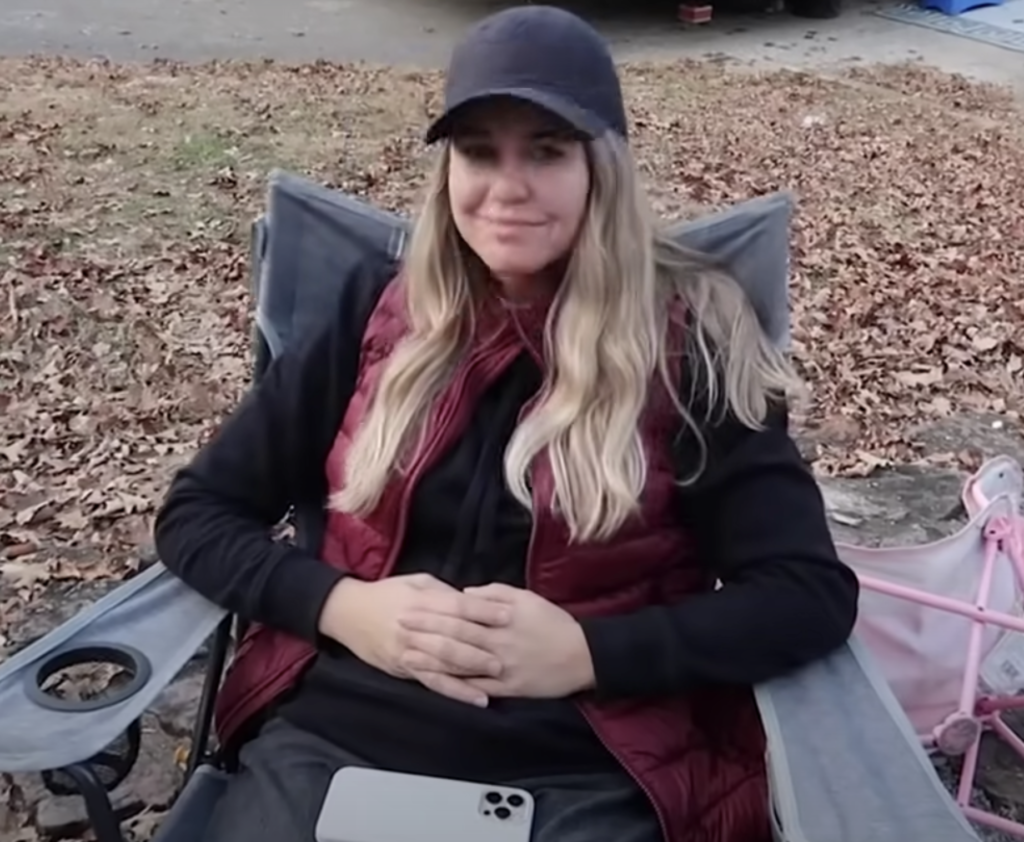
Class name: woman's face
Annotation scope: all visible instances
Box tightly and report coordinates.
[447,99,591,298]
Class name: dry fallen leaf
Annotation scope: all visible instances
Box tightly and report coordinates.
[0,560,51,591]
[1,54,1024,840]
[0,55,1019,580]
[124,807,171,842]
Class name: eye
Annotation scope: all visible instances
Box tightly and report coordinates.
[529,144,566,163]
[453,140,497,164]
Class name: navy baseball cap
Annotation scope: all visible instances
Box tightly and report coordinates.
[425,5,628,144]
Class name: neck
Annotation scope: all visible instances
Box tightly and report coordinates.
[493,276,549,304]
[490,261,564,304]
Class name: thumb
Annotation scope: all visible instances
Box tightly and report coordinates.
[406,573,457,592]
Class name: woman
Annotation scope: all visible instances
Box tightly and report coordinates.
[154,6,859,842]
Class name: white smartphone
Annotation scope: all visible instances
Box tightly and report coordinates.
[314,766,536,842]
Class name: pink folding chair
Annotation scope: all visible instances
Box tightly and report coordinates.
[837,455,1024,837]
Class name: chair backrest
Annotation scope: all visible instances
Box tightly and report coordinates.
[253,168,793,365]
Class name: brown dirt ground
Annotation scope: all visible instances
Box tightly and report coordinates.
[3,54,1024,628]
[1,55,1024,837]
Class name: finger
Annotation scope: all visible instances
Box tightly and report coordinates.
[400,649,500,678]
[464,583,521,603]
[463,676,512,697]
[400,630,501,677]
[413,592,511,627]
[410,669,489,707]
[399,612,495,650]
[399,650,451,674]
[395,639,499,680]
[458,594,512,626]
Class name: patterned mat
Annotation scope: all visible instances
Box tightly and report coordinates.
[872,0,1024,52]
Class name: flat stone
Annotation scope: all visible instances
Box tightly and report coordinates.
[34,714,183,840]
[138,544,160,570]
[977,732,1024,812]
[129,717,185,809]
[1,772,45,840]
[150,668,208,739]
[36,787,142,840]
[932,752,1020,842]
[812,410,1023,548]
[819,466,966,548]
[972,709,1024,826]
[912,413,1024,465]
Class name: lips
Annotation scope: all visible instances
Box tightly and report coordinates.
[483,217,544,227]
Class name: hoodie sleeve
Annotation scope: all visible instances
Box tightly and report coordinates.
[153,262,394,642]
[579,355,859,698]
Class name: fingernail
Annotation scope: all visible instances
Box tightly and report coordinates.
[474,696,488,708]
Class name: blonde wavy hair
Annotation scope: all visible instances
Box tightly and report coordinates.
[331,133,803,542]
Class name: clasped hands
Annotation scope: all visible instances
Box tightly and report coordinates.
[319,574,596,707]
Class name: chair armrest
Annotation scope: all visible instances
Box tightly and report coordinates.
[755,637,980,841]
[0,563,226,773]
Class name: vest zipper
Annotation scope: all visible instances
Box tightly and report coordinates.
[520,394,540,591]
[579,704,672,841]
[518,406,671,842]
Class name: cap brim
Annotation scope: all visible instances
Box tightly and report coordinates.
[425,88,606,144]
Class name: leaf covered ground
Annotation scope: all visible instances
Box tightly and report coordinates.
[1,53,1024,841]
[1,55,1023,637]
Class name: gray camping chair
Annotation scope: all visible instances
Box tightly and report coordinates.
[0,171,981,842]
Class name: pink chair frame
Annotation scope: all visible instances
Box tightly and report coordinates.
[846,456,1024,837]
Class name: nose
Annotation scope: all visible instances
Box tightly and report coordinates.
[489,155,531,203]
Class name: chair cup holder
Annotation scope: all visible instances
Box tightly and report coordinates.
[27,643,152,797]
[26,643,152,713]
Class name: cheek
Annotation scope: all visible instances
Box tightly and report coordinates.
[539,168,589,248]
[553,170,589,232]
[449,176,498,265]
[448,167,485,224]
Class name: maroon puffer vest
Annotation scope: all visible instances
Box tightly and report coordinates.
[214,278,769,842]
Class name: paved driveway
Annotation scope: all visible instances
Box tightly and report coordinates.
[1,0,1021,91]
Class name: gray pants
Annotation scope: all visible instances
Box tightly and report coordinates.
[203,718,661,842]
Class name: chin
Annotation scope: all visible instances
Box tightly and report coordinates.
[477,250,549,280]
[488,264,549,281]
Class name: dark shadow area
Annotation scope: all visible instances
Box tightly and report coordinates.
[433,0,867,47]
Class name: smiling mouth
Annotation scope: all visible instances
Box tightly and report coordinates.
[483,217,545,227]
